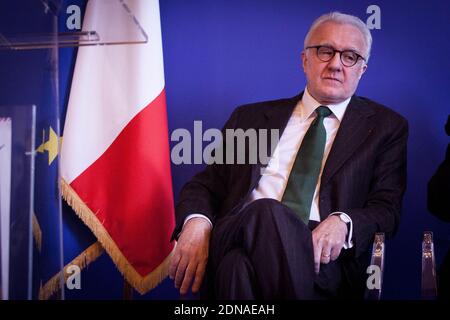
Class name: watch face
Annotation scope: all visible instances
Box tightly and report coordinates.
[339,214,350,224]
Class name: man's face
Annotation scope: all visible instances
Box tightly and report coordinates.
[302,21,368,105]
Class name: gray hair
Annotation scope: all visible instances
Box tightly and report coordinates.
[304,12,372,62]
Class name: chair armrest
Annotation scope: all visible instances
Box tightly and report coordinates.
[422,231,438,299]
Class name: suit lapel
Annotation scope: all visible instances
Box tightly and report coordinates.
[320,96,376,189]
[247,93,302,194]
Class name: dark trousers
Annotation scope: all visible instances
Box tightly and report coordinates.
[208,199,342,300]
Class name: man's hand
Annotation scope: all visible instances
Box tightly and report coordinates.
[169,217,212,295]
[312,215,348,274]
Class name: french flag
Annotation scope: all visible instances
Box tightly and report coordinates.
[61,0,175,294]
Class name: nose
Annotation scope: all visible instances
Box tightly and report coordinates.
[326,52,342,71]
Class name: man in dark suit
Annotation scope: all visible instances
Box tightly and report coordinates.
[169,12,408,299]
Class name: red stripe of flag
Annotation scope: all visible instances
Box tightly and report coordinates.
[70,89,175,276]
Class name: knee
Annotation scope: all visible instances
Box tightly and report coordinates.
[243,198,281,218]
[241,198,298,224]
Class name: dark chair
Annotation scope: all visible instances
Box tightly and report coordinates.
[421,231,438,299]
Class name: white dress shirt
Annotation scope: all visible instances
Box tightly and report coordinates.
[184,88,353,248]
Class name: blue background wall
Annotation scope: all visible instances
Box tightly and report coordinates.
[1,0,449,299]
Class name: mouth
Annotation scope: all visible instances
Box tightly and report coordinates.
[323,77,342,83]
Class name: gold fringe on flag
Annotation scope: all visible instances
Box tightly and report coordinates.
[39,241,104,300]
[32,213,42,252]
[60,178,175,295]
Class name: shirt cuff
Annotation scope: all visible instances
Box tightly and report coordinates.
[329,211,353,249]
[183,213,213,230]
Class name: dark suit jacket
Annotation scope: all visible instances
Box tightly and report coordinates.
[173,91,408,294]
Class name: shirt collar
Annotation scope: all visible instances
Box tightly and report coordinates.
[297,87,351,122]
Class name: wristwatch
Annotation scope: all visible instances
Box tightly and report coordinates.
[338,213,352,243]
[332,213,353,247]
[338,213,351,224]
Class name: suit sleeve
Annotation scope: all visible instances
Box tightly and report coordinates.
[345,116,409,257]
[171,107,242,240]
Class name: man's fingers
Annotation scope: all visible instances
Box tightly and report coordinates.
[179,262,197,295]
[330,245,342,261]
[174,257,188,289]
[313,235,324,274]
[170,219,211,293]
[320,235,332,264]
[191,261,207,293]
[169,251,181,280]
[320,253,331,264]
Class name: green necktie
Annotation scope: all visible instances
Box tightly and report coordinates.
[281,106,332,224]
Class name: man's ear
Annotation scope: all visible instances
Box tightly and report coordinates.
[359,63,368,79]
[301,51,307,71]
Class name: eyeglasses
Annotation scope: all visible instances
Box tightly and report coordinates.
[305,45,366,67]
